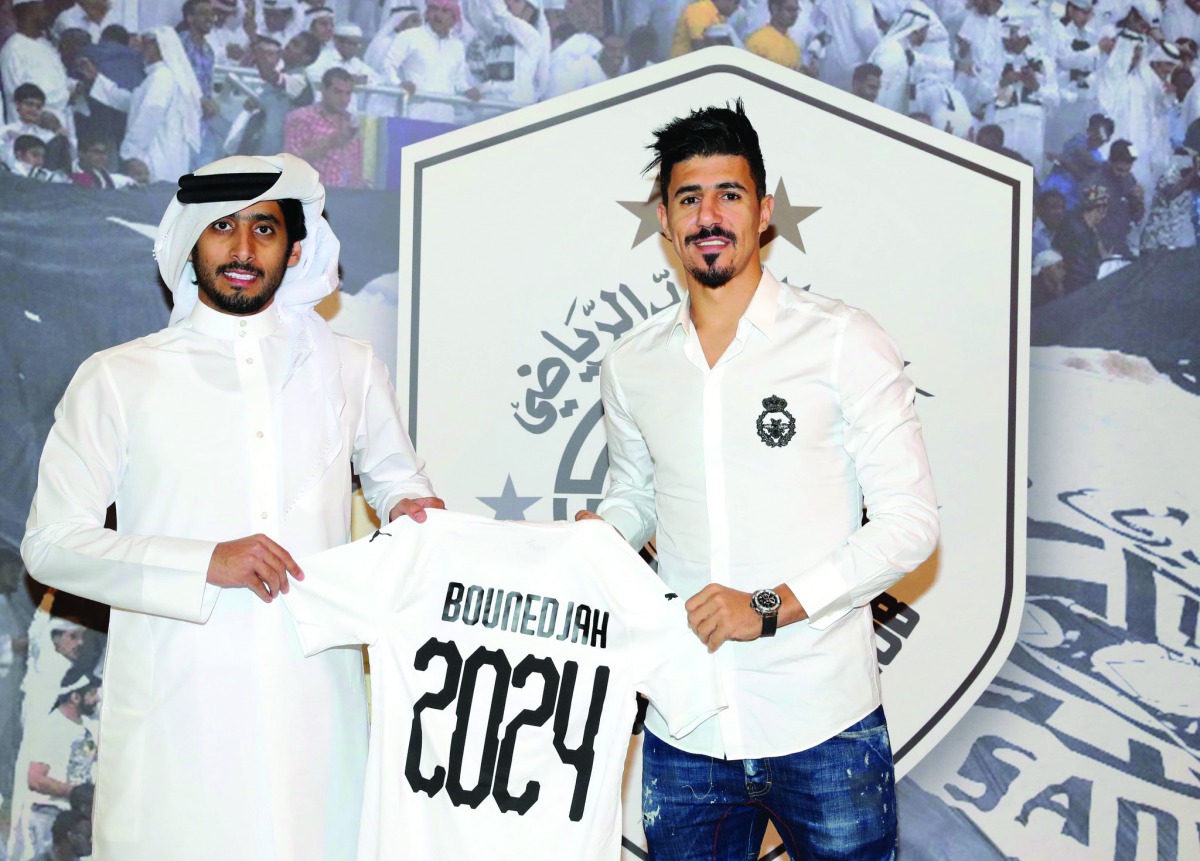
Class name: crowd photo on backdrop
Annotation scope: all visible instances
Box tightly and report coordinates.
[2,0,1200,860]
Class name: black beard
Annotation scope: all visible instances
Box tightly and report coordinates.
[684,226,736,287]
[194,255,288,316]
[688,261,736,288]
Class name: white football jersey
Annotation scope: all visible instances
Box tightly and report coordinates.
[284,510,724,861]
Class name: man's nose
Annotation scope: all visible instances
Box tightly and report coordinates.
[696,192,720,226]
[230,226,255,262]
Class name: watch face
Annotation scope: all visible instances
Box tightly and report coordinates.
[752,589,781,613]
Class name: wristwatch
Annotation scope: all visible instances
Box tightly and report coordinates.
[750,589,781,638]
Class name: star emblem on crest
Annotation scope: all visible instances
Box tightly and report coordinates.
[618,178,819,251]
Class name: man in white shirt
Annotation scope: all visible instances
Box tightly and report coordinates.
[577,100,939,859]
[21,153,443,861]
[7,676,98,861]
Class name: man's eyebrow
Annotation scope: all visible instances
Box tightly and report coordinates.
[214,211,282,225]
[672,181,748,198]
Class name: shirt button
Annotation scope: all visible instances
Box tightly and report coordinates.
[240,320,247,327]
[245,357,254,364]
[239,331,246,338]
[256,431,264,438]
[260,512,268,519]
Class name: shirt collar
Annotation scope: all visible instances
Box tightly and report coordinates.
[668,267,781,344]
[187,299,283,339]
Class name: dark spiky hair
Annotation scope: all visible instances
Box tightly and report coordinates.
[645,98,767,205]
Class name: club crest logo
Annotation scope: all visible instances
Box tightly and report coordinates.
[756,394,796,448]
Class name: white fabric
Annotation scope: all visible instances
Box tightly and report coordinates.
[51,4,118,41]
[364,8,423,72]
[151,26,203,154]
[1047,15,1104,153]
[545,32,606,99]
[596,270,939,759]
[21,294,435,860]
[112,60,195,183]
[384,25,472,121]
[283,511,725,861]
[0,121,57,169]
[0,34,72,130]
[462,0,550,104]
[811,0,882,89]
[1097,27,1173,187]
[1163,1,1200,43]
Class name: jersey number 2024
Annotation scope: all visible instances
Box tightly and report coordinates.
[405,637,612,822]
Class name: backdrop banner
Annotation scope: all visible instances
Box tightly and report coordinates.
[398,47,1030,857]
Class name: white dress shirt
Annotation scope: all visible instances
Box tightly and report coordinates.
[22,300,435,860]
[597,270,939,759]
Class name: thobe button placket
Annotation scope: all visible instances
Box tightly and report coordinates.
[233,330,279,535]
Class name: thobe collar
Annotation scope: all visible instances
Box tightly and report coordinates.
[187,299,284,340]
[668,267,781,345]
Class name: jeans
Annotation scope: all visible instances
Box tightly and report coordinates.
[642,706,896,860]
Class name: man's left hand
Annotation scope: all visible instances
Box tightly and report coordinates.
[389,496,446,524]
[685,584,762,653]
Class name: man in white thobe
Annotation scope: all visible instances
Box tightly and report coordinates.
[1,1,74,133]
[809,0,881,89]
[386,0,481,121]
[21,152,442,861]
[868,2,953,114]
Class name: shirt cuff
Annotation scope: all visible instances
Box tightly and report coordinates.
[141,538,221,624]
[785,556,854,631]
[595,506,645,548]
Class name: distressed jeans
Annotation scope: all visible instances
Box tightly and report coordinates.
[641,706,897,860]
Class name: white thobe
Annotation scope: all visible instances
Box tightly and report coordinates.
[811,0,881,89]
[869,36,913,113]
[545,33,607,100]
[21,300,435,861]
[0,121,58,169]
[463,0,549,105]
[1047,17,1104,153]
[384,26,473,121]
[1097,31,1172,189]
[104,62,195,183]
[51,5,118,41]
[0,35,72,131]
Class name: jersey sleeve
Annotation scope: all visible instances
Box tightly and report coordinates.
[634,599,726,740]
[283,533,401,655]
[578,522,726,739]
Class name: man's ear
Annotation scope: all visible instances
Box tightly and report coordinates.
[657,202,670,238]
[286,240,302,267]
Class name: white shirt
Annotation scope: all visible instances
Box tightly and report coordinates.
[0,34,72,129]
[283,511,723,861]
[0,121,58,169]
[21,300,435,861]
[597,270,939,759]
[52,4,118,41]
[7,709,96,860]
[384,26,473,121]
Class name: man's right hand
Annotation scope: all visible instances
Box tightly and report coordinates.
[207,534,304,603]
[574,510,603,522]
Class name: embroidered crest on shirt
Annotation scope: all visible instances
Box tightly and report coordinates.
[756,395,796,448]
